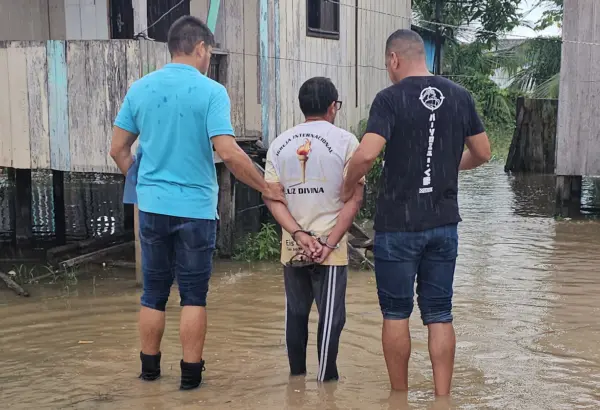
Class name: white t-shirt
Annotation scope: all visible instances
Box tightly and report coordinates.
[264,120,361,266]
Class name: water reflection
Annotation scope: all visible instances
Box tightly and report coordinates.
[0,164,600,409]
[0,170,126,245]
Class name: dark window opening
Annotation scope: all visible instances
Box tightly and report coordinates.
[307,0,340,40]
[109,0,134,39]
[147,0,191,42]
[208,53,227,85]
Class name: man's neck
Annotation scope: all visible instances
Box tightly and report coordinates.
[171,56,197,69]
[304,116,329,123]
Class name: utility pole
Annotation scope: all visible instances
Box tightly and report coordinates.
[434,0,443,75]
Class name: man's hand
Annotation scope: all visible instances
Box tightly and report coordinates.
[294,232,323,259]
[314,246,333,264]
[262,183,286,205]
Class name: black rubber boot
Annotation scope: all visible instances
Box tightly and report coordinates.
[180,359,205,390]
[139,352,161,381]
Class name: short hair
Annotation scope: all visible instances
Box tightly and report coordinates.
[385,29,426,59]
[298,77,339,117]
[167,16,215,56]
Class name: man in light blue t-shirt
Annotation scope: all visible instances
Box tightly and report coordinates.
[110,16,284,391]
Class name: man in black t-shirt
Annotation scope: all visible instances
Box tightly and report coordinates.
[342,29,491,396]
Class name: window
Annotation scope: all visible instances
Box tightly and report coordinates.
[307,0,340,40]
[208,53,227,85]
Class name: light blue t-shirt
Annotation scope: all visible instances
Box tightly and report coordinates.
[115,63,234,219]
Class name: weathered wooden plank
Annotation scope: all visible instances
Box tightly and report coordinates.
[126,40,142,88]
[572,0,594,177]
[106,41,128,174]
[65,1,83,39]
[139,38,150,76]
[83,40,111,172]
[7,42,32,169]
[0,43,12,167]
[556,0,578,175]
[66,41,88,172]
[47,40,70,171]
[259,0,270,143]
[586,1,600,176]
[26,42,51,169]
[153,42,169,70]
[243,0,262,138]
[224,0,245,136]
[190,0,210,22]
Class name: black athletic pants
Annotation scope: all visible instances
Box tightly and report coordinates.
[284,265,347,381]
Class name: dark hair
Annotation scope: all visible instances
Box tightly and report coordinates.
[298,77,339,117]
[167,16,215,56]
[385,29,425,56]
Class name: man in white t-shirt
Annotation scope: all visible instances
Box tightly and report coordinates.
[263,77,365,382]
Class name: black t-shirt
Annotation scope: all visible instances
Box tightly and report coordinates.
[365,76,485,232]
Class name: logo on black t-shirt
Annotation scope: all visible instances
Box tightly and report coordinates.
[419,87,445,194]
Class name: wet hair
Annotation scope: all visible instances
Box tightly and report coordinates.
[298,77,339,117]
[167,16,215,56]
[385,29,426,59]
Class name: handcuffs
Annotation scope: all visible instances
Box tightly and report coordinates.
[291,229,339,250]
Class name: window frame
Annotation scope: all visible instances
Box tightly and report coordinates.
[306,0,340,40]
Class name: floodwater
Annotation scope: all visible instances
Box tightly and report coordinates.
[1,164,600,410]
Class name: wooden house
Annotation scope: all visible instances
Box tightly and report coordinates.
[0,0,411,264]
[556,0,600,212]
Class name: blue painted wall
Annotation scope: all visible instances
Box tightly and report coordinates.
[423,37,436,73]
[47,40,70,171]
[412,25,437,73]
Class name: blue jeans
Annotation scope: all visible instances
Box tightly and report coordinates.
[139,211,217,311]
[373,224,458,325]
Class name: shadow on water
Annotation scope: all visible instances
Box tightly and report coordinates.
[1,164,600,410]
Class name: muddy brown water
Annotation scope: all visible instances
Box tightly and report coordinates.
[1,164,600,410]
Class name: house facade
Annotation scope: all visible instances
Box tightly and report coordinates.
[1,0,410,142]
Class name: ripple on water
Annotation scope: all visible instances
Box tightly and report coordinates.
[1,164,600,409]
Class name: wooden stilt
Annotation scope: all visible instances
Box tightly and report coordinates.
[555,175,582,217]
[217,164,236,257]
[52,170,66,246]
[134,205,142,286]
[13,169,33,247]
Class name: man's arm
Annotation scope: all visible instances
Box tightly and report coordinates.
[328,181,364,246]
[212,136,284,203]
[110,94,139,175]
[110,126,138,174]
[459,132,492,170]
[208,85,284,203]
[342,134,386,201]
[342,92,393,202]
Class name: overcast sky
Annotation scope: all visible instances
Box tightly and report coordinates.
[509,0,561,38]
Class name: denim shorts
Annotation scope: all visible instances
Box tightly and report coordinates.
[139,210,217,311]
[373,224,458,325]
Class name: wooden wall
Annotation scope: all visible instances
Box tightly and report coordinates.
[0,0,109,41]
[64,0,110,40]
[556,0,600,177]
[0,0,61,40]
[196,0,411,144]
[0,39,168,173]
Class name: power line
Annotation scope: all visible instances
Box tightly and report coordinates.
[134,0,186,39]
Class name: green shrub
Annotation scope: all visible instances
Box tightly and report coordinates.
[233,223,281,262]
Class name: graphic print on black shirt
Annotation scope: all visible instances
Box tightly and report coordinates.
[418,86,446,194]
[365,76,485,233]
